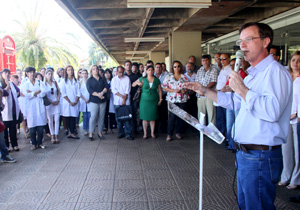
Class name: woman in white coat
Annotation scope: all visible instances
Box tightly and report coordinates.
[0,68,21,151]
[44,68,61,144]
[22,66,47,150]
[61,65,80,139]
[279,51,300,189]
[79,69,91,136]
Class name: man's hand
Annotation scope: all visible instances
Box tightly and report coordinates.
[184,82,207,95]
[229,71,248,100]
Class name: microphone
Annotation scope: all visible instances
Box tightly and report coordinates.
[234,50,244,72]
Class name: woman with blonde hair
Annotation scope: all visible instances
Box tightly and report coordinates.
[279,51,300,190]
[86,65,108,140]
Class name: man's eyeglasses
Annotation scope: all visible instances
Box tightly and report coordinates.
[173,65,180,68]
[236,36,265,46]
[51,88,54,95]
[220,58,228,60]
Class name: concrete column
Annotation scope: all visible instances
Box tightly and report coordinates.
[149,52,166,64]
[171,31,202,67]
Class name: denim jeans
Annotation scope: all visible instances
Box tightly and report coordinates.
[0,129,9,159]
[114,105,132,137]
[82,112,91,130]
[226,109,235,149]
[76,112,80,124]
[236,147,282,210]
[216,106,227,138]
[30,126,44,146]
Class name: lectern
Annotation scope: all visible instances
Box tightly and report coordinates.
[168,102,225,210]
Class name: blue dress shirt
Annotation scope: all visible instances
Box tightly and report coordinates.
[217,55,292,146]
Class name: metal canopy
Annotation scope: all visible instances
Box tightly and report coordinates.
[55,0,300,64]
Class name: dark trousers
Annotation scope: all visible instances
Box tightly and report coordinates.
[60,116,68,130]
[216,106,227,138]
[30,126,44,146]
[4,119,18,148]
[185,93,198,133]
[66,117,76,134]
[131,100,139,132]
[168,102,187,135]
[44,123,50,134]
[104,100,117,129]
[157,95,168,133]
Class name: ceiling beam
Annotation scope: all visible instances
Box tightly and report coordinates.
[132,8,155,55]
[75,0,127,9]
[83,9,146,21]
[90,20,142,29]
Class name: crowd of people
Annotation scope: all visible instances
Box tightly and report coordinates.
[0,21,300,208]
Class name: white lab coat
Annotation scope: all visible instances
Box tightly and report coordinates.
[22,79,47,128]
[18,77,29,118]
[60,78,80,117]
[79,80,90,112]
[57,78,65,115]
[1,82,20,121]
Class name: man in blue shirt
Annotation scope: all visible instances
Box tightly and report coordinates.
[185,22,292,209]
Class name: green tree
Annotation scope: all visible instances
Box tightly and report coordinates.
[88,42,110,67]
[13,4,78,70]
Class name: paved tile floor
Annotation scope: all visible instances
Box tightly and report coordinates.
[0,127,299,210]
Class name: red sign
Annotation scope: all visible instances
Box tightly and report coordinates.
[0,35,16,74]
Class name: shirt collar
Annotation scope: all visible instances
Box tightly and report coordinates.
[247,54,274,76]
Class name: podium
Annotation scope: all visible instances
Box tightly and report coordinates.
[168,102,225,210]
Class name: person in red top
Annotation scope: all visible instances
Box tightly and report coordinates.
[222,58,248,152]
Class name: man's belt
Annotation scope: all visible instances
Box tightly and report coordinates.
[234,142,281,153]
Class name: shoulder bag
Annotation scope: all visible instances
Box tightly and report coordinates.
[133,77,145,102]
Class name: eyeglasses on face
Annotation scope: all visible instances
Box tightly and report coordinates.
[236,36,265,46]
[173,65,180,68]
[220,58,228,61]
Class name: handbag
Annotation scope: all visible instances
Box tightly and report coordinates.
[43,95,51,106]
[117,105,132,122]
[133,77,145,102]
[0,121,6,133]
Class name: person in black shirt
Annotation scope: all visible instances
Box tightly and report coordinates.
[86,65,108,140]
[124,60,140,134]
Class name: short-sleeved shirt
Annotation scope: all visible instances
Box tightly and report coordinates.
[162,74,189,103]
[196,65,218,97]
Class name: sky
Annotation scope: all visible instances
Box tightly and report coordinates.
[0,0,93,60]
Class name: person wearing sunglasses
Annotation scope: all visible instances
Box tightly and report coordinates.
[44,68,61,144]
[162,61,189,142]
